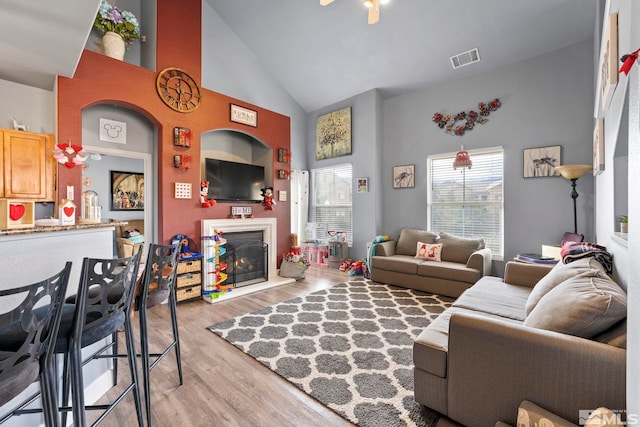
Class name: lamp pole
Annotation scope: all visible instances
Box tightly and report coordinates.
[570,178,579,234]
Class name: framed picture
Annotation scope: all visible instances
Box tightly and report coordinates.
[393,165,415,189]
[598,13,618,114]
[523,145,561,178]
[111,171,144,211]
[357,177,369,193]
[230,104,257,127]
[316,107,352,160]
[593,119,605,175]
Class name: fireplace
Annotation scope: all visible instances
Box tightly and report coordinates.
[223,231,268,287]
[201,218,294,302]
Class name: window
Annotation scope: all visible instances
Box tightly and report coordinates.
[427,147,503,258]
[311,163,352,245]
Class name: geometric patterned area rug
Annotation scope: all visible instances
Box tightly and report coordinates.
[209,278,453,427]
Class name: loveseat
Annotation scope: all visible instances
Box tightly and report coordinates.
[370,228,492,298]
[115,219,145,258]
[414,259,627,427]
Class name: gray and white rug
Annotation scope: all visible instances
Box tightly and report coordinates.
[209,278,453,427]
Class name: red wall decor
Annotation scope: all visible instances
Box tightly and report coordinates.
[56,0,291,261]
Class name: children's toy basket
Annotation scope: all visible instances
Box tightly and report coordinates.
[279,260,308,280]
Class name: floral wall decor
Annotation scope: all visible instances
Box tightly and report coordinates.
[432,98,501,136]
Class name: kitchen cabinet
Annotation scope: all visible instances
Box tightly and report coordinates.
[1,129,56,200]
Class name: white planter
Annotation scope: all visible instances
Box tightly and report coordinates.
[620,222,628,234]
[102,31,125,60]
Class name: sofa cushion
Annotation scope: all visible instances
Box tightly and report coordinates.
[525,257,607,316]
[524,275,627,339]
[438,232,484,264]
[396,228,438,256]
[452,276,530,321]
[417,261,480,285]
[370,254,423,275]
[592,318,627,349]
[415,242,442,261]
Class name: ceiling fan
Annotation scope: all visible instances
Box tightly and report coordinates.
[321,0,381,25]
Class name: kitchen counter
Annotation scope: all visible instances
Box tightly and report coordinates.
[0,220,127,236]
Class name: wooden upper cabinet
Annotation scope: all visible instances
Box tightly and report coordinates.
[1,129,56,201]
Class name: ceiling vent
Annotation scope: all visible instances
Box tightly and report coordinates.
[450,48,480,69]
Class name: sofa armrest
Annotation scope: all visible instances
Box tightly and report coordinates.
[503,261,553,288]
[465,248,492,276]
[374,240,396,257]
[446,312,626,427]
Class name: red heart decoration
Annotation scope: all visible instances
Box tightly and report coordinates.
[63,206,74,217]
[56,143,66,150]
[9,204,26,221]
[65,162,76,169]
[72,145,84,153]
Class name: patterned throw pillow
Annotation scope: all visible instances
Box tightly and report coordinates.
[415,242,443,262]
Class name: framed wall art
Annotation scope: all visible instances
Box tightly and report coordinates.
[523,145,561,178]
[597,13,618,114]
[393,165,415,189]
[111,171,144,210]
[357,177,369,193]
[316,107,352,160]
[593,119,605,175]
[230,104,257,127]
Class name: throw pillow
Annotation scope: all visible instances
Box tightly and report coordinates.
[525,257,607,316]
[515,400,578,427]
[123,228,141,238]
[437,232,484,264]
[524,274,627,339]
[415,242,443,262]
[395,228,438,256]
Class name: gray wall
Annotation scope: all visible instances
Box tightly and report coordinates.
[306,89,384,261]
[380,41,595,269]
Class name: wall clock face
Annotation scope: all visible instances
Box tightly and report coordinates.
[156,67,202,113]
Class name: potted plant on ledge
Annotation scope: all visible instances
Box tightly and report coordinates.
[620,215,628,234]
[94,0,140,61]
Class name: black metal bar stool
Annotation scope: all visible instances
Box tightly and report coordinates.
[136,242,182,427]
[53,251,144,427]
[0,262,71,427]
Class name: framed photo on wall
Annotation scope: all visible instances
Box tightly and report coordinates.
[598,13,618,114]
[111,171,144,211]
[593,119,605,175]
[393,165,415,189]
[357,177,369,193]
[523,145,561,178]
[230,104,257,127]
[315,107,352,160]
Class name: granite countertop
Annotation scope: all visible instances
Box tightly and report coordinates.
[0,220,128,237]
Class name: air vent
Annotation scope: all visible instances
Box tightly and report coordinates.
[450,48,480,69]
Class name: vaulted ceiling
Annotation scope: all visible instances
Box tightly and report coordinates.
[0,0,598,113]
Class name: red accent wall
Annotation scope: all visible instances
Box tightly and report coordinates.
[57,0,291,260]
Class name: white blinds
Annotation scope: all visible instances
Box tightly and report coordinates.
[311,163,353,245]
[427,148,504,257]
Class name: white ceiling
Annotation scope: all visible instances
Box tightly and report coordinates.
[206,0,599,112]
[0,0,598,113]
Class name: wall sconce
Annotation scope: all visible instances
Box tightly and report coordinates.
[174,127,192,147]
[278,169,290,180]
[174,154,192,169]
[278,148,291,163]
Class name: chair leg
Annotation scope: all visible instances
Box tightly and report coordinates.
[168,288,184,385]
[139,303,152,427]
[59,350,71,427]
[41,355,59,427]
[112,331,119,387]
[69,342,87,427]
[124,316,145,427]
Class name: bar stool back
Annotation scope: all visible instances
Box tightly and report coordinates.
[0,262,71,427]
[136,242,182,427]
[54,251,143,427]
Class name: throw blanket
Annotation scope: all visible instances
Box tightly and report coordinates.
[561,242,613,273]
[128,235,145,244]
[366,234,391,278]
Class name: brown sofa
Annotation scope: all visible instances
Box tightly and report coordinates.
[115,219,145,258]
[370,228,492,298]
[414,259,627,427]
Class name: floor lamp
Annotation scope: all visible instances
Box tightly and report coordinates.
[554,164,593,235]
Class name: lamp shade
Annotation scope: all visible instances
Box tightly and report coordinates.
[453,149,472,169]
[554,164,592,180]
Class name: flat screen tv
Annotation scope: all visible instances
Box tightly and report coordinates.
[205,158,265,202]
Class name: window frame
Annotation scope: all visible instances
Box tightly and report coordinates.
[310,163,353,245]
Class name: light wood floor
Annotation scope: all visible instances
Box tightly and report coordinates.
[96,267,355,427]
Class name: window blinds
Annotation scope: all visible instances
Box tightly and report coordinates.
[311,163,353,245]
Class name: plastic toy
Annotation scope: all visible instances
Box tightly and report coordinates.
[348,260,366,276]
[261,187,276,210]
[200,180,216,208]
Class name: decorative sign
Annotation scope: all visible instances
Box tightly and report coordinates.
[59,199,76,225]
[230,104,257,127]
[99,118,127,144]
